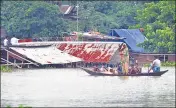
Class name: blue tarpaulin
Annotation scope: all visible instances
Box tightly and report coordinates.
[109,29,147,52]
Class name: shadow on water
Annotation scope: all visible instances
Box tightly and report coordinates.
[82,75,161,80]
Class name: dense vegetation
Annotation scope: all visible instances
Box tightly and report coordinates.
[1,1,68,38]
[6,104,32,108]
[1,1,175,53]
[0,65,12,72]
[143,61,175,67]
[130,1,175,53]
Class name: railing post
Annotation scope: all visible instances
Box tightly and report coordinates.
[21,60,23,68]
[7,49,9,69]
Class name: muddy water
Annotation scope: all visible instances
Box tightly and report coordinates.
[1,67,175,107]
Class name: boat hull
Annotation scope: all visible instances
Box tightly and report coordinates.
[81,67,168,76]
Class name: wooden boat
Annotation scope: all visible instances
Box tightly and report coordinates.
[81,67,168,76]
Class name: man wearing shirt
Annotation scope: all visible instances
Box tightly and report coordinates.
[3,36,8,46]
[149,56,161,72]
[10,36,19,45]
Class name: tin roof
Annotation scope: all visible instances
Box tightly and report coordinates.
[59,5,75,15]
[109,29,147,52]
[10,41,129,66]
[11,46,82,64]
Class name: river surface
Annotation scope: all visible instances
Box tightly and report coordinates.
[1,67,175,107]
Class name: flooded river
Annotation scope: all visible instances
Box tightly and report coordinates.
[1,67,175,107]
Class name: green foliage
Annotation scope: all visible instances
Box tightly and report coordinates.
[114,1,144,29]
[19,104,32,108]
[161,61,176,67]
[1,65,12,72]
[78,33,83,41]
[132,1,175,53]
[143,61,175,67]
[6,105,11,108]
[1,1,175,54]
[68,1,145,33]
[1,1,145,38]
[1,1,69,38]
[5,104,32,108]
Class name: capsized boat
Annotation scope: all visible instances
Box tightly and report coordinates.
[81,67,168,76]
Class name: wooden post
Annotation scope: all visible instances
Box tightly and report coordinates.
[21,60,23,68]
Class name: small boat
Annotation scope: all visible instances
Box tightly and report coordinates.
[81,67,168,76]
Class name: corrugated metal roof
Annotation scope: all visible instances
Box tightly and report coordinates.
[11,46,82,65]
[59,5,75,15]
[10,41,129,73]
[56,42,129,65]
[109,29,146,52]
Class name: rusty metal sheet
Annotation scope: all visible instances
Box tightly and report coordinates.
[10,46,82,65]
[10,41,129,73]
[56,42,129,73]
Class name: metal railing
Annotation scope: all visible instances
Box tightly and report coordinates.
[4,48,39,67]
[1,58,22,68]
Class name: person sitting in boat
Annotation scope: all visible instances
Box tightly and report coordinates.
[117,63,123,74]
[108,65,115,74]
[93,65,100,72]
[148,56,161,72]
[129,64,137,74]
[100,65,106,72]
[135,63,141,74]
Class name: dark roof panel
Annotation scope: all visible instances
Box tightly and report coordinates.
[110,29,146,52]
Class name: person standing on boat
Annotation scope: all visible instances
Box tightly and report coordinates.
[148,56,161,72]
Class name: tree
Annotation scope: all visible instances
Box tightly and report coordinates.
[76,1,145,34]
[131,1,175,53]
[1,1,69,38]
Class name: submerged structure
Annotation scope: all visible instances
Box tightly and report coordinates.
[1,41,129,73]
